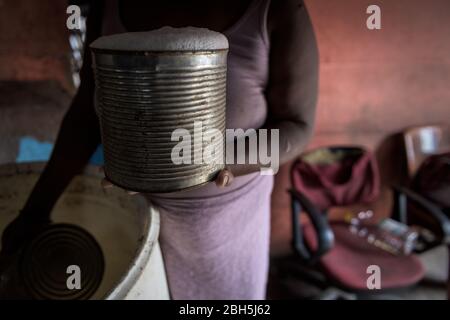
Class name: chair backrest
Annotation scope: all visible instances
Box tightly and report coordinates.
[404,125,450,178]
[291,146,380,211]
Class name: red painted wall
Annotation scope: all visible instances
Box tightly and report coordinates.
[308,0,450,148]
[0,0,72,92]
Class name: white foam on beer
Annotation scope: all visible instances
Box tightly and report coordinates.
[91,26,228,51]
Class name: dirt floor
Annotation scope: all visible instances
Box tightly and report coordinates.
[268,245,448,300]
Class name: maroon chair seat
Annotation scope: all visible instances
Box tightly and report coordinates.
[303,223,425,291]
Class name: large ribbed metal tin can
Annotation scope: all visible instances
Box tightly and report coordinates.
[90,28,227,193]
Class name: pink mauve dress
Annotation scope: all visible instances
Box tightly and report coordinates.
[102,0,274,299]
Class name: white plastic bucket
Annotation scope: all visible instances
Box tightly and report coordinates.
[0,162,169,300]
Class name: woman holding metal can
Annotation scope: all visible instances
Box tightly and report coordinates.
[4,0,318,299]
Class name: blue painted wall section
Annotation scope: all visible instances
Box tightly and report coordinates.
[16,136,104,165]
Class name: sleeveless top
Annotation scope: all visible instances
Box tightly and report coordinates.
[100,0,272,198]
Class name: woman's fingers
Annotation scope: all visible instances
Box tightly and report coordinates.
[101,177,114,189]
[215,168,234,188]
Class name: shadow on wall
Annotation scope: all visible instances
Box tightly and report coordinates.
[15,136,104,166]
